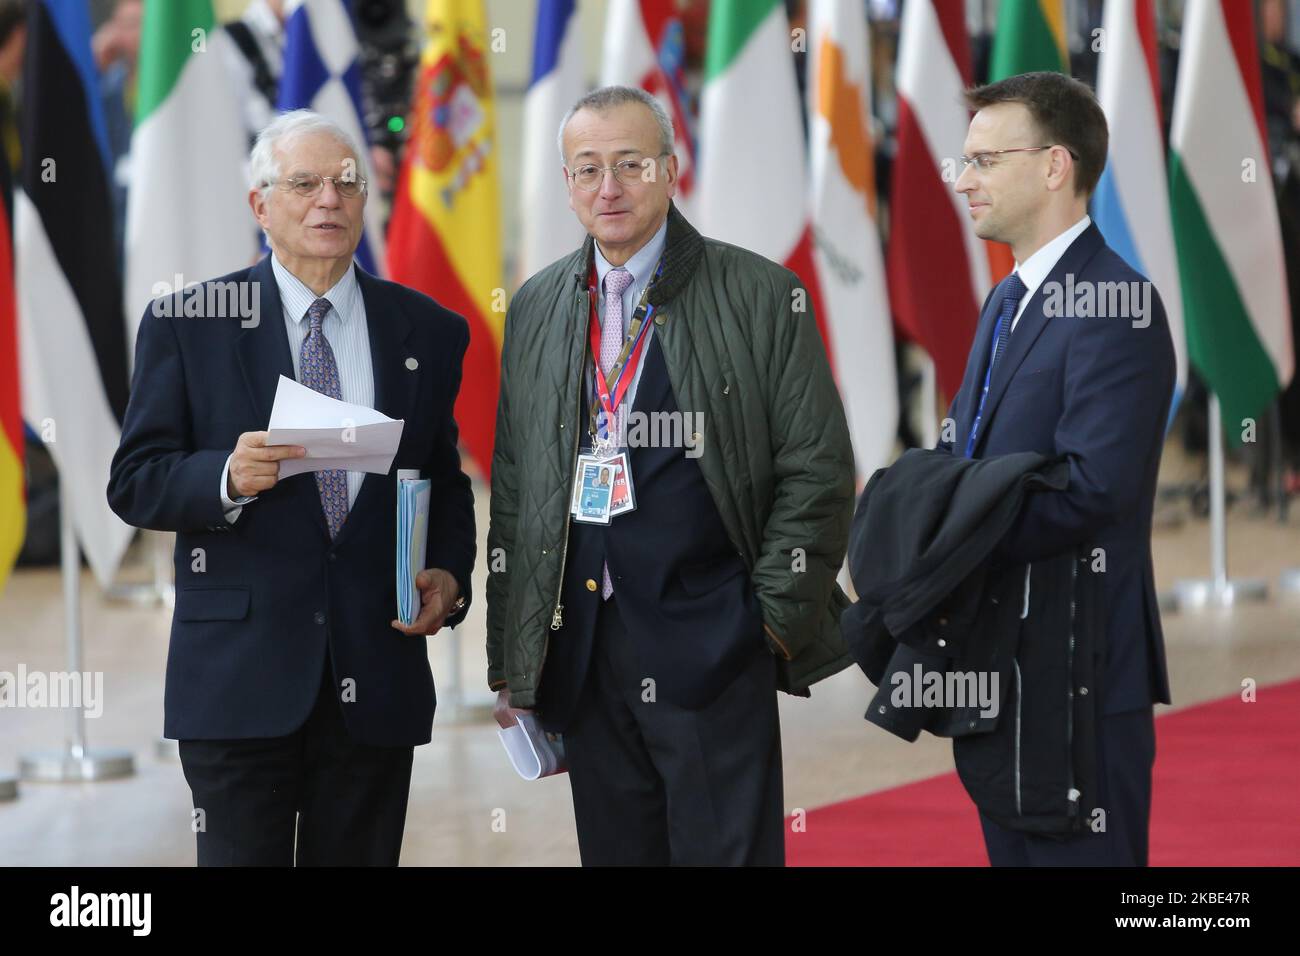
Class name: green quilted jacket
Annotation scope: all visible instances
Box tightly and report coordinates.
[485,203,856,707]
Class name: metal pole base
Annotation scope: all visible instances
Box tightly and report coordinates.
[1280,568,1300,594]
[19,746,135,782]
[1173,577,1269,610]
[0,775,17,800]
[154,737,180,761]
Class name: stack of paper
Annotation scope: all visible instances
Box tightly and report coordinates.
[266,375,404,477]
[396,471,430,626]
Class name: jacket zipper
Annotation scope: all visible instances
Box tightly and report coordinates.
[550,287,588,632]
[1065,556,1079,816]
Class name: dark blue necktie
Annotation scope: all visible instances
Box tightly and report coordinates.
[964,271,1028,458]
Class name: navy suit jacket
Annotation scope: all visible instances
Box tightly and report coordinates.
[107,255,476,747]
[941,223,1175,714]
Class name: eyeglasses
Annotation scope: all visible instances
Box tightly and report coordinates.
[959,145,1079,172]
[274,174,368,198]
[567,154,668,191]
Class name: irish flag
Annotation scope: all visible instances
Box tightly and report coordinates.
[807,0,895,480]
[1092,0,1187,417]
[1169,0,1294,435]
[697,0,825,345]
[387,0,503,477]
[125,0,255,346]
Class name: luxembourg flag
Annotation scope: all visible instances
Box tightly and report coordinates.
[1092,0,1187,417]
[602,0,699,216]
[519,0,586,280]
[278,0,386,276]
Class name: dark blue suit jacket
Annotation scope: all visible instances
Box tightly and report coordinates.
[536,335,766,731]
[107,256,476,747]
[941,223,1175,714]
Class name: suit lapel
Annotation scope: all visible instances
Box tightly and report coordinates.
[970,224,1106,457]
[236,255,295,425]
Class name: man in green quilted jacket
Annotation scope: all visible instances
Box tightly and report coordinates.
[486,86,856,865]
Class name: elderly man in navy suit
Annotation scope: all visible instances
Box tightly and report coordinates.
[944,72,1176,865]
[108,110,476,866]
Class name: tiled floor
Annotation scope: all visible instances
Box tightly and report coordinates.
[2,446,1297,866]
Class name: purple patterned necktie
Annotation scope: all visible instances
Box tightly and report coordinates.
[300,297,349,538]
[598,267,633,599]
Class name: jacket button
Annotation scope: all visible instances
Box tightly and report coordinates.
[314,611,326,625]
[654,315,665,326]
[585,579,597,592]
[1079,686,1089,696]
[877,705,887,714]
[937,639,947,648]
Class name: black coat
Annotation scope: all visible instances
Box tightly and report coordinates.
[843,448,1105,835]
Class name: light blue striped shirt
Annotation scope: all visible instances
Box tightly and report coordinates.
[221,254,374,520]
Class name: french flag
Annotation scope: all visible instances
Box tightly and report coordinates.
[1092,0,1187,418]
[519,0,587,281]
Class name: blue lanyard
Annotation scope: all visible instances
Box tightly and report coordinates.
[963,318,1006,458]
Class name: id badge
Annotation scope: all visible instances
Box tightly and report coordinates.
[570,451,637,521]
[572,457,614,524]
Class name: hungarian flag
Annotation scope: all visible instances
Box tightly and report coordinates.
[1092,0,1187,419]
[0,175,21,594]
[807,0,896,481]
[697,0,826,346]
[125,0,256,347]
[1169,0,1294,436]
[387,0,503,477]
[601,0,700,216]
[519,0,586,281]
[985,0,1068,283]
[16,0,133,586]
[886,0,990,402]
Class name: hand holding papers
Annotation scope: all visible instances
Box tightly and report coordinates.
[498,713,568,780]
[266,375,404,478]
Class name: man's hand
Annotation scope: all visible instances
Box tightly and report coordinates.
[391,568,461,636]
[493,687,533,730]
[228,431,306,498]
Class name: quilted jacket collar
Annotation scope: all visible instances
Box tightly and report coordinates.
[577,201,705,310]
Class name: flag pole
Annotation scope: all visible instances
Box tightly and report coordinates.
[921,354,939,448]
[18,479,135,782]
[1173,393,1268,609]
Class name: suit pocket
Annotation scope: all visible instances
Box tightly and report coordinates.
[176,586,251,622]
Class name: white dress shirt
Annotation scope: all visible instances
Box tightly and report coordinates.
[1010,214,1091,333]
[221,254,374,521]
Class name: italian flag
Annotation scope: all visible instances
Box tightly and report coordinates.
[697,0,826,347]
[1169,0,1294,435]
[125,0,255,348]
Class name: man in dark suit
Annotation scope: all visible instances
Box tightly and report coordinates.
[107,109,475,866]
[944,72,1176,865]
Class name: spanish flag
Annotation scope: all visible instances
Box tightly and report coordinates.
[387,0,504,479]
[0,181,21,594]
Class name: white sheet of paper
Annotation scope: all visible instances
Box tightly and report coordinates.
[265,375,404,478]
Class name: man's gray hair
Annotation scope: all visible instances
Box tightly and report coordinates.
[249,109,368,198]
[556,85,675,164]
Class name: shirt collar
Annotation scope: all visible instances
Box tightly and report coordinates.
[272,253,360,325]
[1013,215,1092,300]
[594,217,669,295]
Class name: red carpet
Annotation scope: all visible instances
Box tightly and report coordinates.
[786,679,1300,866]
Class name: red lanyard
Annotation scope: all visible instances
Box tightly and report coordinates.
[587,262,654,435]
